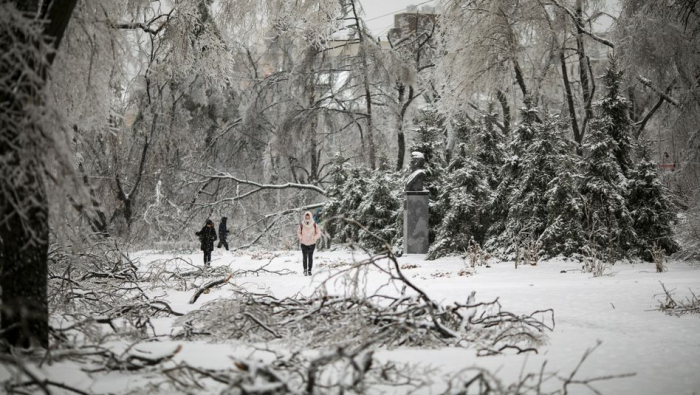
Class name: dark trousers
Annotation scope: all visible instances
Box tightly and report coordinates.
[203,250,212,266]
[217,239,229,250]
[301,243,316,272]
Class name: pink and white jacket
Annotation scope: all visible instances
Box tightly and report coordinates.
[297,211,321,246]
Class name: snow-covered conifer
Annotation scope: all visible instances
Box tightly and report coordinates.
[628,144,679,260]
[409,107,447,187]
[580,58,638,258]
[467,105,506,189]
[323,155,402,251]
[427,143,492,259]
[595,56,635,177]
[580,121,635,258]
[489,99,584,257]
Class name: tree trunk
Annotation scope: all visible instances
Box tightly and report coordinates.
[0,173,49,349]
[307,65,319,182]
[495,89,511,134]
[0,0,78,349]
[78,162,110,236]
[350,0,376,169]
[575,1,593,142]
[512,59,529,98]
[560,50,582,155]
[396,84,414,171]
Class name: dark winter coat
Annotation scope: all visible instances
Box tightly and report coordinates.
[219,218,228,240]
[196,225,217,251]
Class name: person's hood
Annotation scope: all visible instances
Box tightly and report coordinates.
[302,211,315,226]
[206,219,214,225]
[221,217,227,222]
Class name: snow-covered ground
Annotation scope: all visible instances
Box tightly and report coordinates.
[3,248,700,394]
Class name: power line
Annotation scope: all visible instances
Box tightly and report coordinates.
[363,0,436,22]
[376,22,396,39]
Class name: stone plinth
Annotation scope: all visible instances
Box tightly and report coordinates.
[403,191,429,254]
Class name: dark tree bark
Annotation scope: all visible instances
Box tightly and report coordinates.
[574,2,593,143]
[560,50,582,155]
[115,113,156,228]
[636,80,677,139]
[395,84,415,171]
[349,0,376,169]
[0,0,78,349]
[306,56,320,182]
[512,59,529,98]
[495,89,511,134]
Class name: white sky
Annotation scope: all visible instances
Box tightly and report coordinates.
[360,0,621,40]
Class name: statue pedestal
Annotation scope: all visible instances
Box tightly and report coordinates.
[404,191,429,254]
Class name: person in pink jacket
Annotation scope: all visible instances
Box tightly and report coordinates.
[297,211,321,276]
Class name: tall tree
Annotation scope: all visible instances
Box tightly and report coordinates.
[0,0,78,349]
[436,0,556,119]
[388,10,438,170]
[580,62,637,259]
[488,100,583,257]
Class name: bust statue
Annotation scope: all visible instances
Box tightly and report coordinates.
[405,151,426,191]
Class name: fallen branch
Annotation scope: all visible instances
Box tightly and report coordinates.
[189,274,233,304]
[657,281,700,316]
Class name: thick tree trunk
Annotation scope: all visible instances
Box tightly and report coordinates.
[0,0,78,349]
[0,174,49,349]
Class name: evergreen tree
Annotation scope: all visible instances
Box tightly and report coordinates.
[487,101,539,253]
[488,99,584,257]
[409,107,448,244]
[409,107,447,193]
[427,108,505,259]
[540,156,586,256]
[427,143,493,259]
[580,122,635,259]
[596,56,634,177]
[628,144,679,260]
[580,58,637,258]
[323,154,402,251]
[466,105,506,190]
[323,154,366,244]
[355,171,402,251]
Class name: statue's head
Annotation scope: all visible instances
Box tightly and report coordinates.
[410,151,425,171]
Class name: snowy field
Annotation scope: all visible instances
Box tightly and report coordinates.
[3,248,700,394]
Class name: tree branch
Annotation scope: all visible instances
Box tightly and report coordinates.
[113,10,174,36]
[200,168,326,195]
[549,0,615,48]
[636,76,679,107]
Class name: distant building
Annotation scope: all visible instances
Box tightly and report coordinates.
[388,5,438,42]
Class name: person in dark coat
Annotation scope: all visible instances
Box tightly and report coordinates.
[217,217,229,250]
[195,219,217,266]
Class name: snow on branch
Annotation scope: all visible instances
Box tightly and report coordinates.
[15,232,634,394]
[636,75,680,107]
[188,167,326,206]
[549,0,616,49]
[179,244,554,353]
[113,10,174,36]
